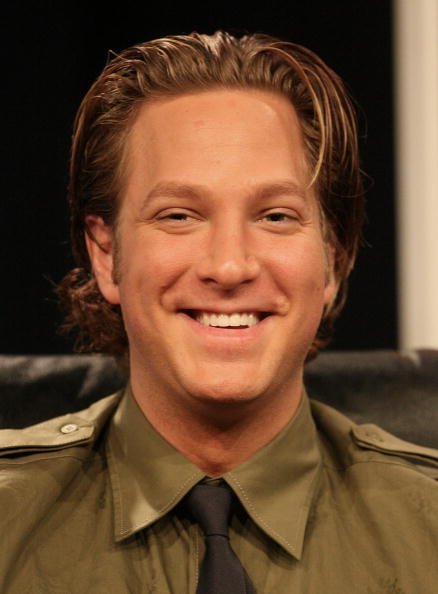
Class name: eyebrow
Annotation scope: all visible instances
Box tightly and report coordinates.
[142,179,308,209]
[250,180,307,202]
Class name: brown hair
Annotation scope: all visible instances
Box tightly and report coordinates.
[58,31,365,363]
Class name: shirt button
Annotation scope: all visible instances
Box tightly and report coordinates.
[60,423,79,434]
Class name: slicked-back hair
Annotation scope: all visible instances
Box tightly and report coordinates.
[58,31,365,365]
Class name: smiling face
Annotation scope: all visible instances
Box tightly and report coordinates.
[87,89,337,421]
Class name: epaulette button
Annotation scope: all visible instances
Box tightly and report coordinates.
[60,423,79,434]
[364,429,384,443]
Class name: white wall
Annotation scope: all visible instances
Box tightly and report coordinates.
[394,0,438,348]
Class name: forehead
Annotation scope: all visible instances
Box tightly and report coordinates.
[133,87,302,133]
[123,88,311,200]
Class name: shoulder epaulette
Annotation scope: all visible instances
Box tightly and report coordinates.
[352,423,438,479]
[0,392,121,457]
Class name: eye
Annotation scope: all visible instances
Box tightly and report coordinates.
[156,209,195,223]
[153,208,202,233]
[264,212,290,223]
[260,210,299,224]
[164,212,190,221]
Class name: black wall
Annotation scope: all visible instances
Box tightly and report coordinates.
[2,1,396,354]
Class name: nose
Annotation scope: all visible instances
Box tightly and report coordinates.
[195,221,261,290]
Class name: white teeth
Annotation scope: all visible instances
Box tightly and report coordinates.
[196,312,260,328]
[230,313,240,326]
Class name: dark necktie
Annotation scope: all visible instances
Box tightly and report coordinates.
[185,483,256,594]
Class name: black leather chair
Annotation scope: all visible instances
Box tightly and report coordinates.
[1,350,437,448]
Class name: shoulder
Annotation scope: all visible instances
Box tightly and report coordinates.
[309,400,438,582]
[0,391,122,527]
[310,398,438,481]
[0,391,122,460]
[0,391,123,587]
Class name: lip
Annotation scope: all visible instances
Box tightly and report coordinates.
[177,310,273,343]
[180,308,270,317]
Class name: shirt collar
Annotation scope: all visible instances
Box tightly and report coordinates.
[106,386,322,559]
[224,394,322,559]
[106,387,205,542]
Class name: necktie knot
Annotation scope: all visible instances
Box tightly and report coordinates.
[185,483,232,537]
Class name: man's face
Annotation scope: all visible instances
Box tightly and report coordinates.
[88,89,337,411]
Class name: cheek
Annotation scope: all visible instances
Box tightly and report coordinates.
[269,240,328,294]
[117,234,193,304]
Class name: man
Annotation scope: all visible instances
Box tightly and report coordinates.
[1,31,437,593]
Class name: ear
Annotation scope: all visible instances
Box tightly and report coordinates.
[323,243,339,309]
[85,215,120,305]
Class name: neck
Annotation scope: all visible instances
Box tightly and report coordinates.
[130,377,302,476]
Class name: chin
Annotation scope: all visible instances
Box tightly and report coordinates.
[188,378,265,406]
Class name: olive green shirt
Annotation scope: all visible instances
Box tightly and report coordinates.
[1,387,438,593]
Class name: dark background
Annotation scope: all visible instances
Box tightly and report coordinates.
[2,1,396,355]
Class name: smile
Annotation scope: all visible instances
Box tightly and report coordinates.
[183,311,269,328]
